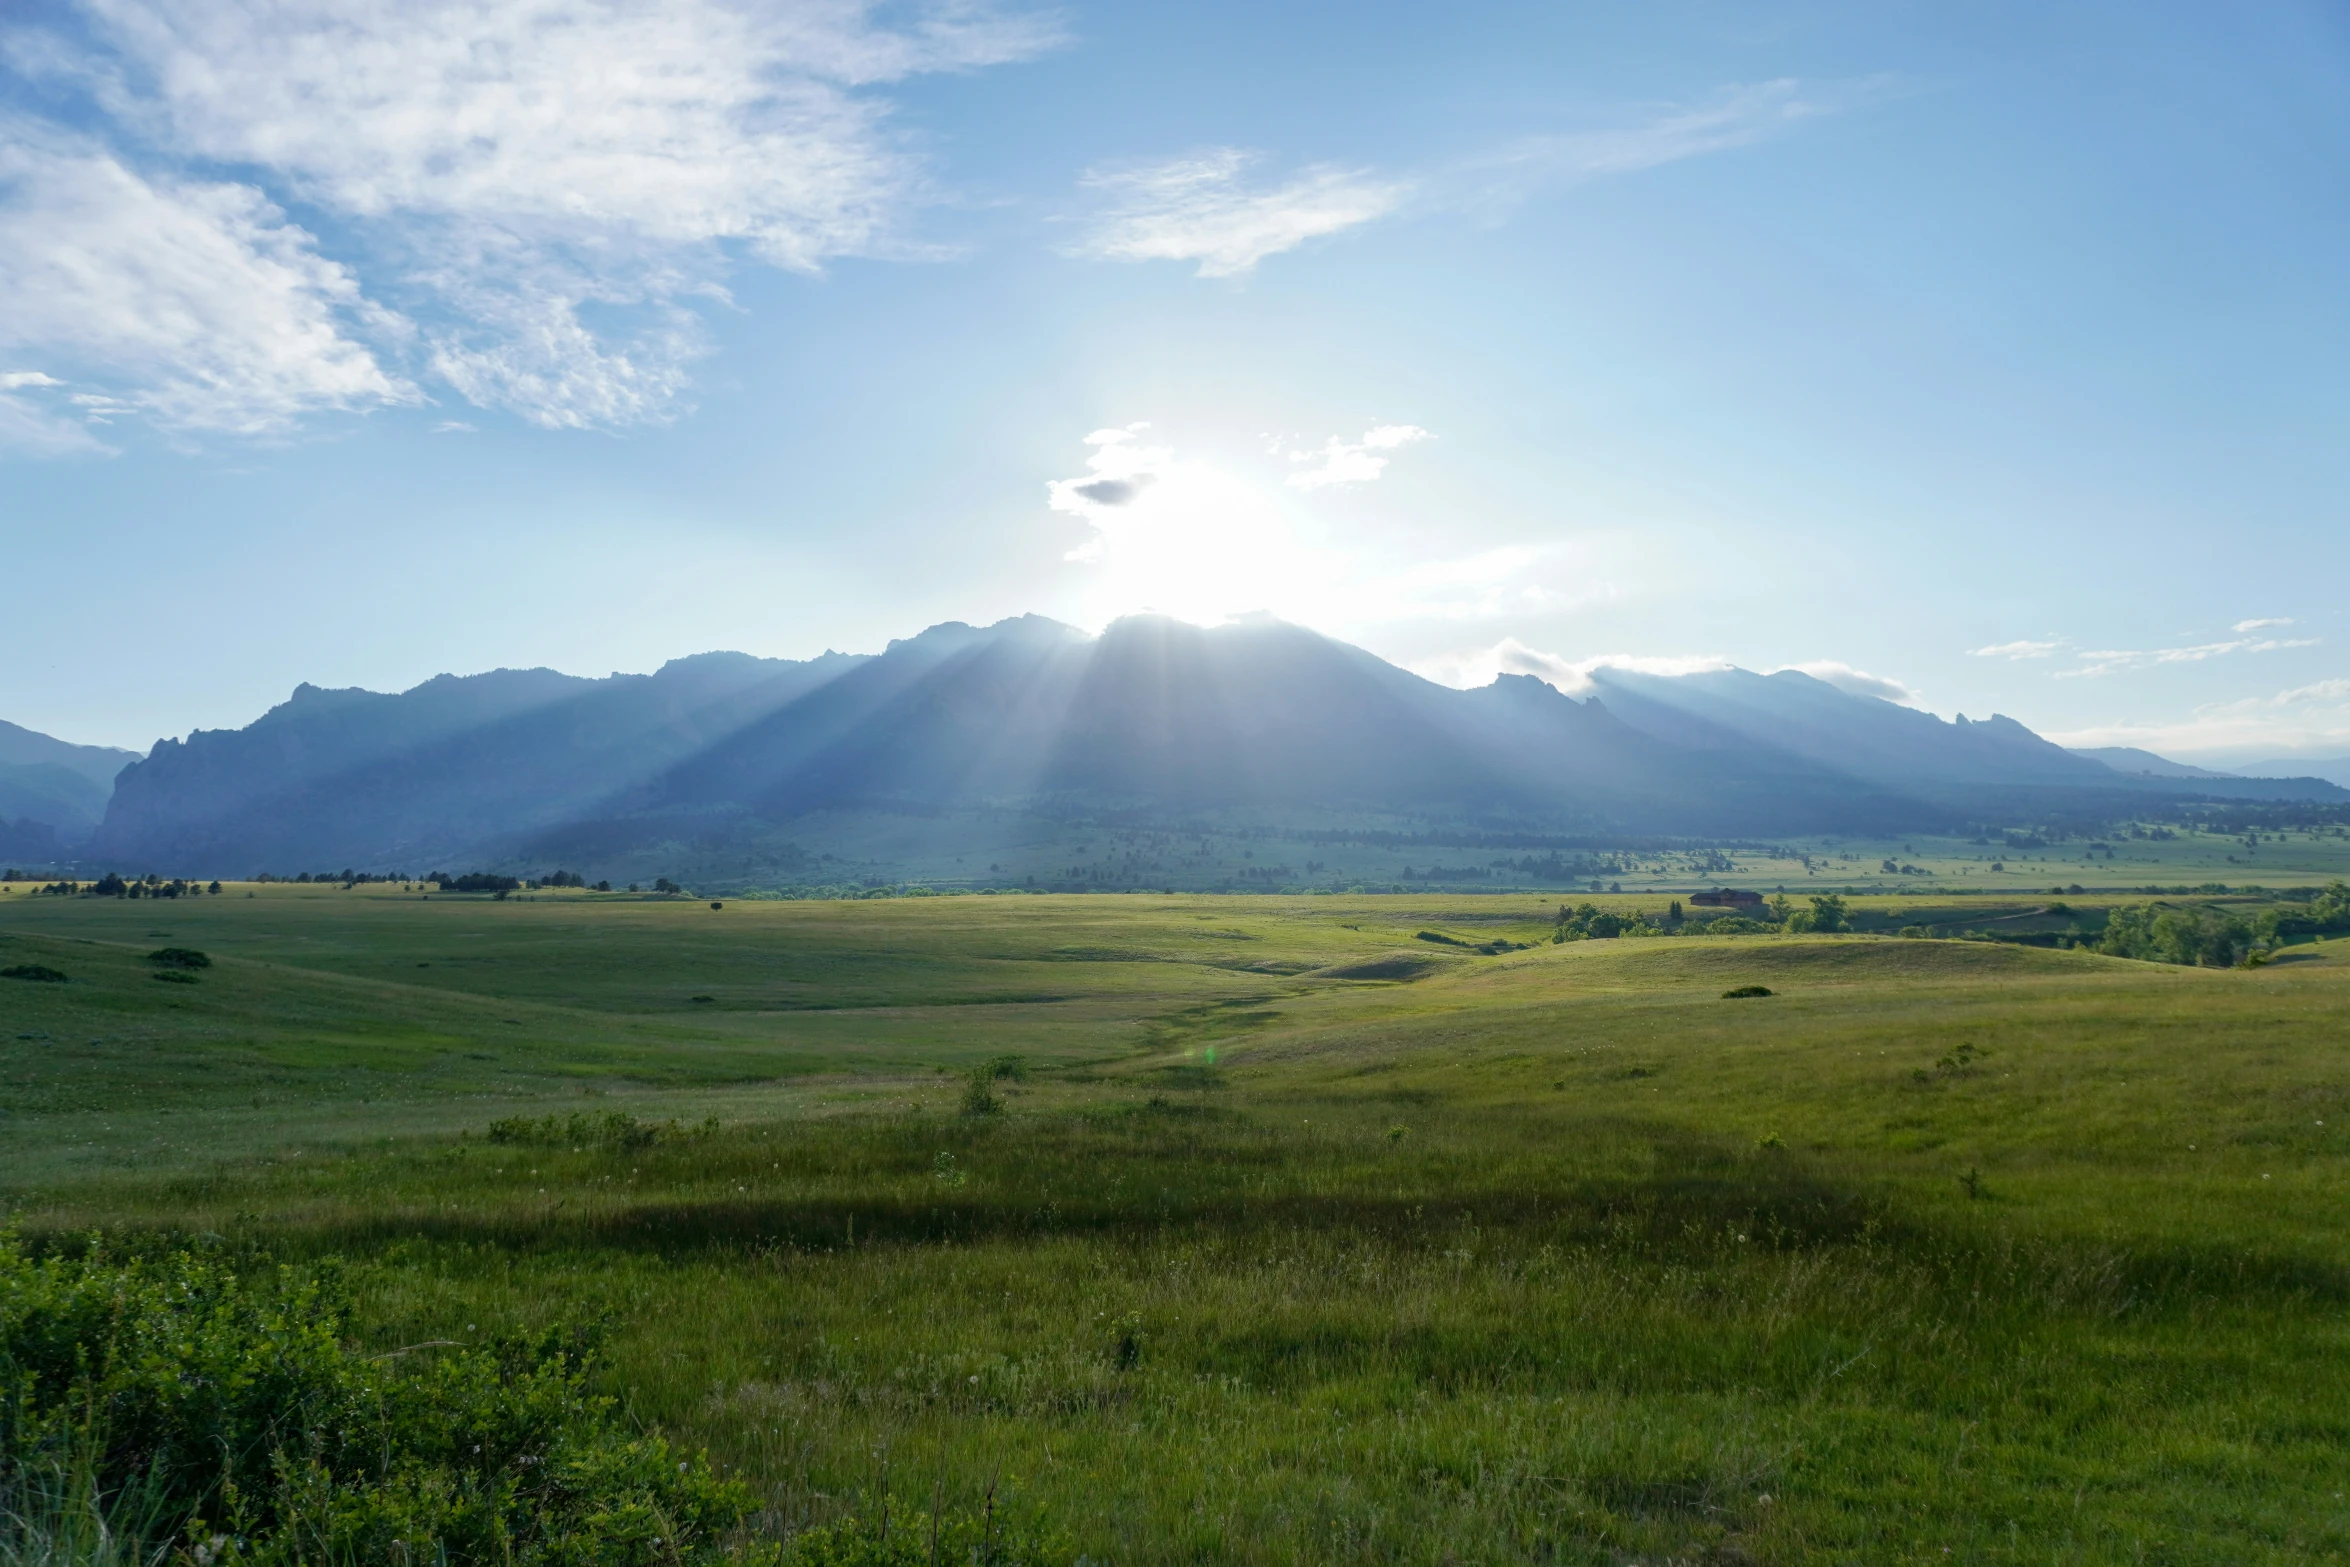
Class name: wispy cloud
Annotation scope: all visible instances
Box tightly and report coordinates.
[1070,149,1410,278]
[1073,77,1871,280]
[2233,616,2293,633]
[1284,423,1431,489]
[1970,638,2062,660]
[2058,636,2319,678]
[1467,77,1885,200]
[0,0,1058,444]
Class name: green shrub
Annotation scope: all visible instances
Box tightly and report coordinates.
[145,949,211,971]
[0,965,67,984]
[0,1238,746,1565]
[1721,985,1774,999]
[959,1071,1002,1117]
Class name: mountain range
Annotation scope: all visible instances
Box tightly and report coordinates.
[9,614,2344,886]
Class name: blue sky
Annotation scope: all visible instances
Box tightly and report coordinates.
[3,0,2346,764]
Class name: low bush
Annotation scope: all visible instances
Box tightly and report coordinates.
[145,949,210,971]
[0,1238,745,1565]
[485,1111,708,1150]
[0,965,67,983]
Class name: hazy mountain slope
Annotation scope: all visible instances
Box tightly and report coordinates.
[93,652,863,873]
[0,719,139,793]
[2069,746,2239,779]
[0,721,139,844]
[0,762,113,841]
[1460,674,1932,835]
[1589,667,2111,788]
[2235,756,2350,788]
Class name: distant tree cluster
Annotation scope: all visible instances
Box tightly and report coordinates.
[85,873,219,900]
[432,872,521,893]
[255,870,417,885]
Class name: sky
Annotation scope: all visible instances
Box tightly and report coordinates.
[3,0,2347,766]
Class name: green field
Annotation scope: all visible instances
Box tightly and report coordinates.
[1,884,2347,1563]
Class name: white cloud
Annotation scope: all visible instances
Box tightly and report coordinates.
[1,0,1057,436]
[1412,644,1920,706]
[1285,423,1431,489]
[1071,148,1411,277]
[2233,617,2293,633]
[0,125,411,440]
[1774,659,1918,705]
[1415,641,1731,693]
[1970,638,2061,660]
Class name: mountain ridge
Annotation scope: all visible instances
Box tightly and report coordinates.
[27,614,2347,882]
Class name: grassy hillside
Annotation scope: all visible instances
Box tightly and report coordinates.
[0,886,2345,1562]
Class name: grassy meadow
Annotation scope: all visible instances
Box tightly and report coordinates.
[1,883,2347,1563]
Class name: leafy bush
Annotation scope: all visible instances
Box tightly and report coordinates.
[0,1238,745,1565]
[2257,881,2350,943]
[1783,895,1848,934]
[1721,985,1774,999]
[1550,905,1625,942]
[145,949,210,971]
[0,965,67,984]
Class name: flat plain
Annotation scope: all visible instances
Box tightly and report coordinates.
[1,884,2346,1564]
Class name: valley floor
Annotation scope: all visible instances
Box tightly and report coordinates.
[0,887,2345,1563]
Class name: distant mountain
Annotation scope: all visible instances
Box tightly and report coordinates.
[601,614,1916,840]
[2069,746,2239,780]
[1588,667,2113,789]
[2234,755,2350,789]
[92,650,865,872]
[75,615,2350,881]
[0,720,138,847]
